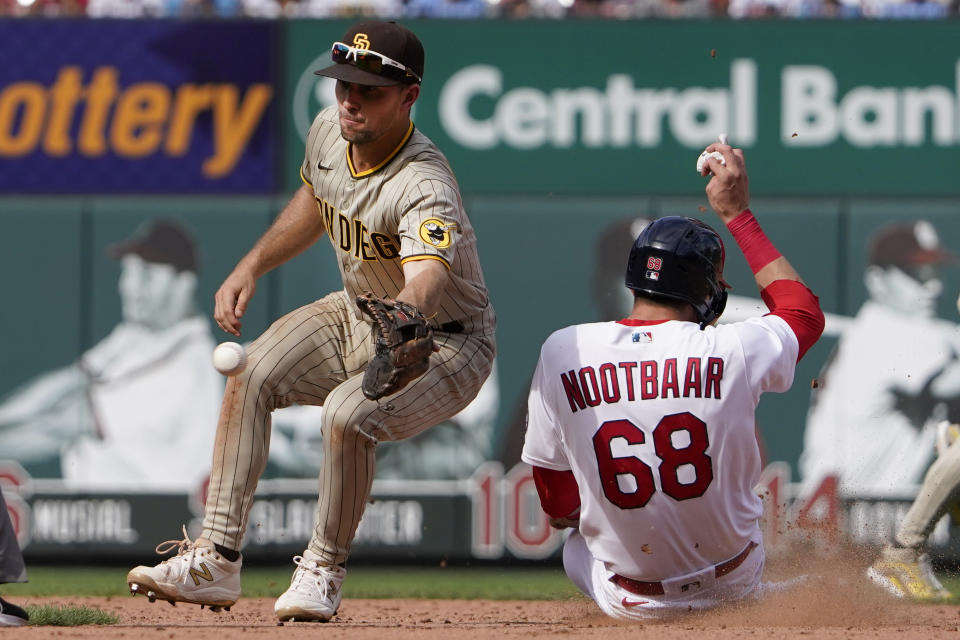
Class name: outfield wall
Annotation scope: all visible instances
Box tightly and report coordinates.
[4,194,960,562]
[1,18,960,561]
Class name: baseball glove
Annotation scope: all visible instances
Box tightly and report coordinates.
[356,292,435,401]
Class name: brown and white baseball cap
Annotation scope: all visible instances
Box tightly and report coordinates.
[315,21,424,87]
[868,220,955,270]
[107,219,198,273]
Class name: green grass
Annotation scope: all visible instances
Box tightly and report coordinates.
[5,565,957,603]
[940,573,960,598]
[23,604,119,626]
[2,566,582,600]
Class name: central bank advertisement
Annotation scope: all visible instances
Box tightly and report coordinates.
[285,21,960,196]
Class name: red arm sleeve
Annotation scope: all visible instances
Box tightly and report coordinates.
[727,210,824,361]
[531,466,581,519]
[760,280,825,361]
[727,209,782,273]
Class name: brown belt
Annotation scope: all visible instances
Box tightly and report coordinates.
[610,541,759,597]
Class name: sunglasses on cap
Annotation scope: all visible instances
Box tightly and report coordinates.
[331,42,422,84]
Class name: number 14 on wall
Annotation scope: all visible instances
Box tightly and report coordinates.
[470,460,937,561]
[757,464,952,552]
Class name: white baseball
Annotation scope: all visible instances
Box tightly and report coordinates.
[696,133,730,175]
[212,342,247,376]
[696,151,726,175]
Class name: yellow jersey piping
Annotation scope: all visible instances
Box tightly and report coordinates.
[300,165,313,187]
[347,121,414,179]
[401,254,451,270]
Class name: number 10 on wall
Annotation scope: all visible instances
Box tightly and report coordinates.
[470,462,565,560]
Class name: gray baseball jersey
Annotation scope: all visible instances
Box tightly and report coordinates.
[300,106,495,336]
[201,107,496,565]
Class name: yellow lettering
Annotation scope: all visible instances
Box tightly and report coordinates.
[338,213,351,252]
[371,232,400,260]
[110,83,170,157]
[0,83,45,156]
[188,563,213,585]
[45,66,83,156]
[165,84,213,156]
[78,66,118,157]
[323,201,334,231]
[203,84,272,178]
[0,64,271,177]
[354,219,376,261]
[353,34,370,49]
[316,198,335,233]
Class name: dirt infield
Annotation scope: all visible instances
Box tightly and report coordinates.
[5,551,960,638]
[6,586,959,639]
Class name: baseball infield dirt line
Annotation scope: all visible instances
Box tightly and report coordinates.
[99,619,571,628]
[12,595,960,639]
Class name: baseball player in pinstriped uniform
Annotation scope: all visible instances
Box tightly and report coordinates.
[522,145,824,619]
[867,420,960,600]
[127,20,495,622]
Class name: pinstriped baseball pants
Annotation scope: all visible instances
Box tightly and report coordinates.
[201,290,495,564]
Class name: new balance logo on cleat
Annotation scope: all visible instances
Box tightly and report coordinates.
[189,564,214,586]
[126,525,242,610]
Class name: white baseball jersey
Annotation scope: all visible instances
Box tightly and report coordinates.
[800,301,960,496]
[522,316,799,580]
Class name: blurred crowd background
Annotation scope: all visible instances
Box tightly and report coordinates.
[1,0,957,23]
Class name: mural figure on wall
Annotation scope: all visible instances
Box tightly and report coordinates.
[0,219,221,491]
[0,217,499,489]
[800,220,960,497]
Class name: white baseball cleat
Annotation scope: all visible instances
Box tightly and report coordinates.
[274,555,346,622]
[126,525,241,611]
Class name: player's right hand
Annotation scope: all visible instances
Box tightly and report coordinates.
[214,269,257,337]
[703,144,750,224]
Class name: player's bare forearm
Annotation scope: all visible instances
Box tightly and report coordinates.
[240,185,326,279]
[215,185,326,336]
[752,256,802,290]
[396,259,450,317]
